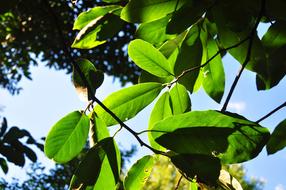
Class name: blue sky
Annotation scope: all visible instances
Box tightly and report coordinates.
[0,25,286,189]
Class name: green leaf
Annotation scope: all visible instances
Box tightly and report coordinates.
[152,110,270,163]
[124,155,155,190]
[72,138,120,187]
[166,1,206,34]
[94,82,163,126]
[93,138,121,190]
[169,83,191,114]
[128,39,174,77]
[73,59,104,101]
[138,70,173,84]
[44,111,89,163]
[173,26,203,93]
[72,11,123,49]
[148,92,172,151]
[136,16,175,46]
[102,0,122,3]
[262,21,286,50]
[212,4,268,90]
[257,21,286,90]
[266,119,286,154]
[120,0,188,23]
[201,30,225,103]
[0,158,8,174]
[90,114,110,144]
[73,5,121,30]
[72,15,107,49]
[158,29,189,58]
[171,153,221,185]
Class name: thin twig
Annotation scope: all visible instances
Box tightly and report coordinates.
[44,0,166,156]
[221,0,266,112]
[175,175,183,190]
[167,36,250,87]
[256,101,286,123]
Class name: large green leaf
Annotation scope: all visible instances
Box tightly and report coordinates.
[201,29,225,103]
[152,110,270,163]
[174,26,203,93]
[120,0,188,23]
[169,83,191,114]
[128,39,174,77]
[257,21,286,90]
[124,155,156,190]
[44,111,89,163]
[136,16,174,46]
[266,119,286,154]
[71,138,120,188]
[94,82,163,126]
[148,92,172,151]
[73,59,104,101]
[73,5,121,30]
[171,153,221,185]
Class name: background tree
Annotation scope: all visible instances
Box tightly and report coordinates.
[0,0,137,94]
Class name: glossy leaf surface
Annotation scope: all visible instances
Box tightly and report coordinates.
[169,83,191,114]
[121,0,188,23]
[44,111,89,163]
[148,92,172,151]
[124,155,155,190]
[152,110,270,163]
[94,82,163,126]
[128,39,174,77]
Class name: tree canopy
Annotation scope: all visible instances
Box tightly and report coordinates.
[0,0,137,94]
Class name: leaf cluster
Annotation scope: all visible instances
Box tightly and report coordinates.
[43,0,286,189]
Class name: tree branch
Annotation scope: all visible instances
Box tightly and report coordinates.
[221,0,266,112]
[168,35,250,87]
[256,101,286,123]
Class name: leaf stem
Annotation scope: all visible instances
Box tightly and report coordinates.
[256,101,286,123]
[221,0,266,112]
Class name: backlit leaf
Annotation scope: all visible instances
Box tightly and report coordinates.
[72,138,120,188]
[148,92,172,151]
[171,153,221,185]
[121,0,188,23]
[267,119,286,154]
[128,39,174,77]
[152,110,270,163]
[73,59,104,101]
[73,5,120,30]
[124,155,156,190]
[201,29,225,103]
[94,83,163,126]
[44,111,89,163]
[169,83,191,114]
[136,16,174,45]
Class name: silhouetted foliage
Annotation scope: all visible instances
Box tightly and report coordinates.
[0,0,138,94]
